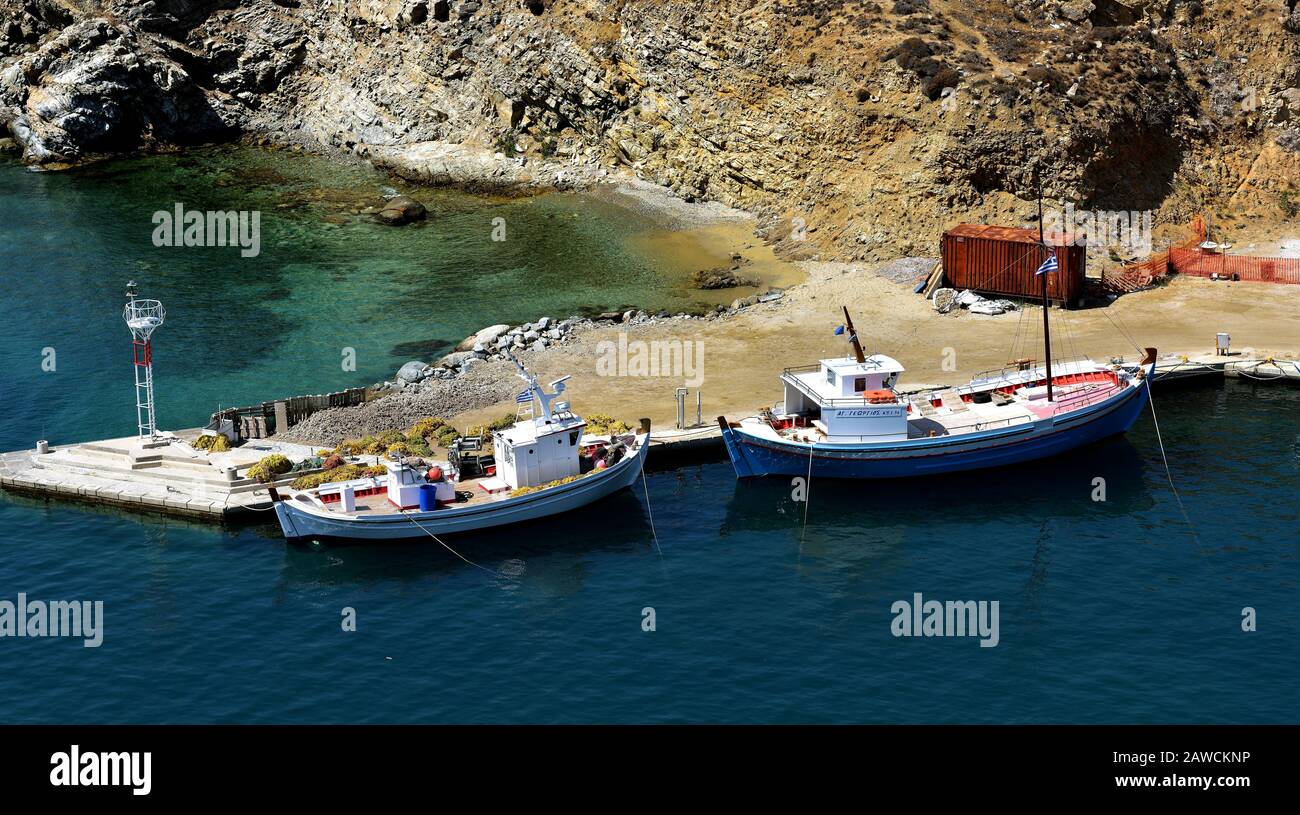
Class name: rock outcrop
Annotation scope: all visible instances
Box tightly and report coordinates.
[375,194,427,225]
[2,0,1298,258]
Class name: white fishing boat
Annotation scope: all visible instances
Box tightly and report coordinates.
[270,359,650,543]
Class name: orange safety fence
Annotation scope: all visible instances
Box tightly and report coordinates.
[1100,215,1300,291]
[1168,248,1300,284]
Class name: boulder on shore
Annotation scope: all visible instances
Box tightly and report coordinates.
[454,323,511,352]
[396,360,428,382]
[375,195,427,225]
[692,266,758,290]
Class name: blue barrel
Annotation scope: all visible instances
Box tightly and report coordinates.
[418,483,439,511]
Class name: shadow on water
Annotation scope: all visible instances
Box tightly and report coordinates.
[719,433,1155,537]
[272,489,656,589]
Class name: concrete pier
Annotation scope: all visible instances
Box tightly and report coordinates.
[0,431,322,520]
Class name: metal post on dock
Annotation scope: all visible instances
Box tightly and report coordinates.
[675,387,688,429]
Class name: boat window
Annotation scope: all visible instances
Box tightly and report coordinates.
[826,369,836,385]
[854,377,866,393]
[569,431,579,445]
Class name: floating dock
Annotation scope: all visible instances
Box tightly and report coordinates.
[1131,348,1300,384]
[1223,357,1300,382]
[3,348,1296,522]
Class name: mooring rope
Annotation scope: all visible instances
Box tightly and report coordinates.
[640,464,664,560]
[798,437,814,552]
[401,510,512,578]
[1233,360,1286,381]
[1145,380,1202,548]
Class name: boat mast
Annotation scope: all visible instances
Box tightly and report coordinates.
[842,306,866,364]
[1037,176,1054,402]
[505,350,568,422]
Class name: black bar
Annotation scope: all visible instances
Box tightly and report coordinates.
[0,724,1281,800]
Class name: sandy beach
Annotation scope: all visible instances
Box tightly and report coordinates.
[441,260,1300,435]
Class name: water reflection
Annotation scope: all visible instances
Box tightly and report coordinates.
[272,489,655,593]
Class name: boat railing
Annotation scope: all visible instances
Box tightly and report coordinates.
[781,363,822,376]
[779,369,903,408]
[966,356,1097,389]
[926,412,1036,437]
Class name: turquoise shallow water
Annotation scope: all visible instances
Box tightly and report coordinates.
[0,145,733,436]
[1,149,1299,723]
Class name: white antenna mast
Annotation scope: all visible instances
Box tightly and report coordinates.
[505,351,568,421]
[122,281,166,438]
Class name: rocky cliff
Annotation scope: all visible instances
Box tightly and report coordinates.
[3,0,1298,259]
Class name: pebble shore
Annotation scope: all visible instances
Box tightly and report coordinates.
[279,294,783,445]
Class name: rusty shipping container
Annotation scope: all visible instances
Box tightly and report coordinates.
[941,224,1086,307]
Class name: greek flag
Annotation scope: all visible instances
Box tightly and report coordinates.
[1035,253,1058,276]
[516,389,533,405]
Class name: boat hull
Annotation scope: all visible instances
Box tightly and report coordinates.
[721,376,1151,479]
[274,434,649,542]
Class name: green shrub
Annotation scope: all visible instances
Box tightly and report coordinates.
[488,412,518,431]
[336,439,365,455]
[247,454,292,483]
[493,129,517,154]
[408,439,432,457]
[409,417,449,437]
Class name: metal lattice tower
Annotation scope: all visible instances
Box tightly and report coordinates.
[122,281,166,438]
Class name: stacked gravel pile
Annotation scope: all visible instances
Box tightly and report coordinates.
[279,364,521,446]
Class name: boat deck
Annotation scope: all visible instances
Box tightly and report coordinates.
[308,473,509,517]
[757,377,1127,445]
[301,432,645,517]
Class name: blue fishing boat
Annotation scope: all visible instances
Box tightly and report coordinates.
[720,260,1157,479]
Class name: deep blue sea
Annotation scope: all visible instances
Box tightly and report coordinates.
[2,149,1299,723]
